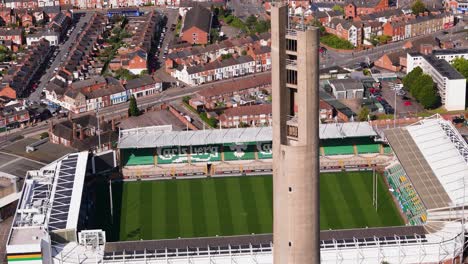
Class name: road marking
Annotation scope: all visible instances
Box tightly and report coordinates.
[0,157,22,169]
[0,151,46,166]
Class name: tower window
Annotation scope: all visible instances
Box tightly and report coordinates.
[289,242,292,247]
[289,187,292,192]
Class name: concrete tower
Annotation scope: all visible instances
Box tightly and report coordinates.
[271,2,320,264]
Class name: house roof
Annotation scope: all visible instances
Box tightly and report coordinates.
[70,76,106,90]
[197,74,271,98]
[329,79,364,92]
[185,55,254,75]
[124,75,158,90]
[182,5,212,33]
[52,122,73,141]
[221,104,272,119]
[347,0,382,8]
[385,50,408,66]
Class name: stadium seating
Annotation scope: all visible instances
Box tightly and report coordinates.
[385,163,427,226]
[354,138,381,154]
[321,139,355,155]
[122,148,155,166]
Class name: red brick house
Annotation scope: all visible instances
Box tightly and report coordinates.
[0,85,16,99]
[344,0,389,19]
[19,12,33,27]
[326,18,363,47]
[181,5,212,45]
[382,20,405,41]
[247,45,271,72]
[374,50,407,72]
[218,104,272,128]
[0,28,23,45]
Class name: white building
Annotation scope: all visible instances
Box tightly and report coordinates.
[407,52,466,111]
[173,56,256,86]
[432,48,468,62]
[26,30,60,46]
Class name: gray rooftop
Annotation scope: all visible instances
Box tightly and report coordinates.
[118,123,377,149]
[424,55,465,80]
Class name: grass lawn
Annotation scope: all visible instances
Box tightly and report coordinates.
[97,172,404,242]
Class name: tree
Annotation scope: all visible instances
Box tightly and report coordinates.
[416,74,439,109]
[403,66,423,90]
[254,20,270,34]
[332,4,344,13]
[221,53,233,60]
[245,15,258,29]
[404,68,440,109]
[39,132,49,139]
[128,95,140,117]
[411,0,426,15]
[210,28,221,43]
[451,57,468,79]
[358,106,370,121]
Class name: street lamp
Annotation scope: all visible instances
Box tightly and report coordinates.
[95,101,102,153]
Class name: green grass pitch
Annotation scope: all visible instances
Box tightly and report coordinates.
[102,171,404,241]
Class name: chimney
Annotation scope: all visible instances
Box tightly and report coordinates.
[79,127,84,140]
[111,119,116,131]
[72,122,77,140]
[67,112,72,121]
[49,120,53,132]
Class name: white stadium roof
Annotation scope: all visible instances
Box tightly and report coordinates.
[7,152,88,253]
[118,122,377,149]
[406,117,468,208]
[386,115,468,210]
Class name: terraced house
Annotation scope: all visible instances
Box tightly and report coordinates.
[0,39,50,99]
[173,55,256,86]
[110,11,160,74]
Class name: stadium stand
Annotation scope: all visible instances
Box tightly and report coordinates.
[121,148,155,166]
[385,162,426,225]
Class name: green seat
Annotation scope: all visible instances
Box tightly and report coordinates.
[122,148,154,166]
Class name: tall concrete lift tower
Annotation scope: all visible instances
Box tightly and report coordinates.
[271,2,320,264]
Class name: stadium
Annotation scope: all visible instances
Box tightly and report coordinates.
[5,115,468,263]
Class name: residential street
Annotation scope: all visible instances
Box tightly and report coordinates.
[28,12,94,102]
[322,22,466,69]
[92,71,271,121]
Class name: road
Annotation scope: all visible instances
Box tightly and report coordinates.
[92,71,272,120]
[0,122,49,149]
[29,12,94,102]
[322,22,466,69]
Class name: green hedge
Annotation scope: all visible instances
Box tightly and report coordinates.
[320,34,354,50]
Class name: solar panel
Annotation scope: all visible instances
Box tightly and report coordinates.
[49,156,79,231]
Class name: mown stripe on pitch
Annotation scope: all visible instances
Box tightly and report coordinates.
[152,181,167,239]
[214,177,234,236]
[239,177,261,234]
[251,176,272,233]
[119,183,128,241]
[190,179,207,237]
[320,174,346,229]
[165,180,180,238]
[140,181,153,240]
[227,177,249,235]
[127,182,142,240]
[331,173,359,229]
[177,180,194,237]
[375,174,405,226]
[340,172,379,228]
[263,176,273,217]
[202,179,221,236]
